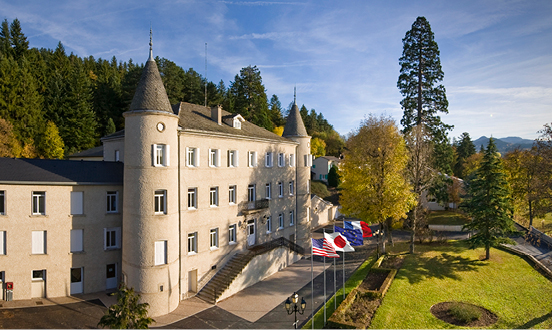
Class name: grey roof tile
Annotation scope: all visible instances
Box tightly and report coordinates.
[282,103,308,137]
[0,158,123,184]
[67,145,103,158]
[129,59,173,113]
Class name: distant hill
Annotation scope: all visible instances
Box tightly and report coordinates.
[473,136,535,153]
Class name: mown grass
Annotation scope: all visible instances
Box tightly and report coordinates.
[302,254,377,329]
[310,180,331,199]
[370,241,552,329]
[427,210,469,226]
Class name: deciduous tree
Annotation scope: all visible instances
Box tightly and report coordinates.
[311,137,326,158]
[340,115,416,249]
[97,284,154,329]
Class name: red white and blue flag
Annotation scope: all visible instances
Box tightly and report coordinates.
[345,220,373,238]
[335,226,363,246]
[312,238,339,258]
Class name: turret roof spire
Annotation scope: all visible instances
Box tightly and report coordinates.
[128,29,172,113]
[282,89,308,137]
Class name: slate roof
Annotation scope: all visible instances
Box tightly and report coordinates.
[175,102,294,143]
[67,145,103,158]
[129,58,173,113]
[101,129,125,141]
[282,102,308,137]
[0,158,123,185]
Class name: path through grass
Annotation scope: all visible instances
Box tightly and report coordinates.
[370,241,552,329]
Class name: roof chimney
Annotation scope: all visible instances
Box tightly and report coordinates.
[211,105,222,125]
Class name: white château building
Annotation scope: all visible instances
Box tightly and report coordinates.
[0,44,313,316]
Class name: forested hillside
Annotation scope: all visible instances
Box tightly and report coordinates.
[0,18,343,159]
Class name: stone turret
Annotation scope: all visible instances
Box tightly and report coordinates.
[121,31,180,317]
[283,94,312,250]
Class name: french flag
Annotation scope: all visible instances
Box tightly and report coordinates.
[344,220,373,238]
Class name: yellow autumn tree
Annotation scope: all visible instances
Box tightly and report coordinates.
[311,137,326,158]
[41,121,65,159]
[272,126,284,136]
[340,114,416,247]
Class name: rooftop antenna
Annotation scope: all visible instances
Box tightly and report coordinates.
[148,24,153,61]
[294,85,296,104]
[205,42,207,107]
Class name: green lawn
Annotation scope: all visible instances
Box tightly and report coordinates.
[533,213,552,235]
[427,210,469,226]
[370,241,552,329]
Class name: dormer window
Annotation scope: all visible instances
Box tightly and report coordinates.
[224,114,245,129]
[234,118,241,129]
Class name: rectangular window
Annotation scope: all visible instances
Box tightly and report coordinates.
[265,152,273,167]
[305,154,313,167]
[229,224,237,244]
[153,144,170,167]
[210,187,219,207]
[229,185,236,204]
[188,232,197,254]
[70,229,83,252]
[154,190,167,214]
[266,216,272,233]
[210,228,219,249]
[289,154,295,167]
[187,188,197,209]
[32,230,46,254]
[32,192,45,215]
[0,191,5,215]
[278,213,284,229]
[265,183,271,199]
[0,231,5,255]
[278,153,285,167]
[70,191,83,215]
[155,240,167,265]
[248,151,257,167]
[228,150,238,167]
[289,181,294,195]
[32,270,45,280]
[278,182,283,197]
[104,227,121,250]
[115,150,120,162]
[290,210,295,226]
[107,191,118,213]
[186,147,199,167]
[209,149,220,167]
[248,184,256,202]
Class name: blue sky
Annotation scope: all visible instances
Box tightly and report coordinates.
[2,0,551,140]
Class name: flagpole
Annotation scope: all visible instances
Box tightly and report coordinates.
[333,225,336,311]
[343,245,345,301]
[311,236,314,330]
[323,229,326,325]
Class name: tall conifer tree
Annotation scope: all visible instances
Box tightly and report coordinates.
[462,138,515,260]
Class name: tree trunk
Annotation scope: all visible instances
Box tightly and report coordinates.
[529,199,533,227]
[486,244,490,260]
[410,206,418,254]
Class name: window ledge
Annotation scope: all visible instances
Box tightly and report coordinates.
[210,247,219,251]
[70,251,86,255]
[106,212,120,215]
[30,214,48,218]
[188,207,197,211]
[229,241,237,245]
[70,214,86,217]
[266,231,272,234]
[104,247,121,251]
[188,252,198,256]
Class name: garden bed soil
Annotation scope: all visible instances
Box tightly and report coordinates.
[430,302,498,327]
[358,271,388,291]
[380,255,405,269]
[340,296,381,326]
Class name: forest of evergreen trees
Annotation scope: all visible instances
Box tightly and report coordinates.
[0,18,344,159]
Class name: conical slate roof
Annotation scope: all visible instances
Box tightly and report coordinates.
[282,102,308,137]
[129,57,173,113]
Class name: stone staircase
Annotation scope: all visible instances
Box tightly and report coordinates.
[196,252,254,304]
[196,237,305,304]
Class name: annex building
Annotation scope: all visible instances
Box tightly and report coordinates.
[0,46,315,316]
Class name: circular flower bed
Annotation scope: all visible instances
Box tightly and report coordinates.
[430,302,498,327]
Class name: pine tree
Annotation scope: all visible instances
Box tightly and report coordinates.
[9,19,29,61]
[454,132,476,178]
[269,94,285,126]
[228,65,272,131]
[328,165,340,188]
[462,138,515,260]
[0,19,11,58]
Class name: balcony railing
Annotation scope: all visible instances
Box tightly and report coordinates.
[240,199,269,214]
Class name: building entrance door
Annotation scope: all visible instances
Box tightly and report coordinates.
[31,270,45,298]
[0,271,3,300]
[106,264,117,290]
[247,219,255,246]
[188,269,197,293]
[70,267,83,294]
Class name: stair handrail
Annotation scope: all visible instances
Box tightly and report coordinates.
[196,245,240,294]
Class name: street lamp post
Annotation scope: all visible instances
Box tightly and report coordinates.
[285,292,306,329]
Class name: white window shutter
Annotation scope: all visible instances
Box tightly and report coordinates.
[235,150,239,167]
[71,229,83,252]
[71,192,83,215]
[32,231,45,254]
[0,231,5,255]
[152,144,157,166]
[196,148,200,167]
[155,241,167,265]
[165,145,170,166]
[217,150,221,167]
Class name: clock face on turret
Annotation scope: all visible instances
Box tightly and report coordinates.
[157,122,165,132]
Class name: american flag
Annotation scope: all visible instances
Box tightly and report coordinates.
[312,238,339,258]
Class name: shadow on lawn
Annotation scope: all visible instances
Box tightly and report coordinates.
[516,310,552,329]
[396,249,487,284]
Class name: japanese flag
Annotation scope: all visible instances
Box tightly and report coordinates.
[324,232,355,252]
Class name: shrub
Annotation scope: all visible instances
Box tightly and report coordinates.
[448,302,482,323]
